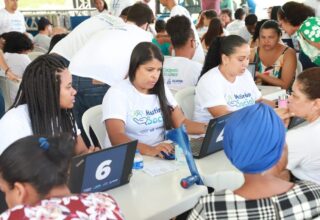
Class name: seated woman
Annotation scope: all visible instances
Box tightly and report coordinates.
[276,67,320,185]
[102,42,206,158]
[0,134,124,219]
[193,35,262,123]
[250,20,296,90]
[0,54,92,155]
[250,19,268,48]
[196,10,218,38]
[1,31,33,102]
[201,18,224,53]
[188,103,320,219]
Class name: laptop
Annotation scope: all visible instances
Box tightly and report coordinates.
[288,117,306,130]
[282,38,294,49]
[68,140,137,193]
[190,113,232,159]
[247,63,257,80]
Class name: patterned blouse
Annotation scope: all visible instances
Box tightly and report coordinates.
[188,181,320,220]
[255,47,289,79]
[0,192,124,220]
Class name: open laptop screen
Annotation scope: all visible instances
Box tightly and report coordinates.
[288,117,305,130]
[69,140,137,193]
[205,113,231,155]
[247,63,256,79]
[81,146,127,192]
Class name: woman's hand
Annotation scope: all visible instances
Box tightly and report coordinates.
[87,146,101,153]
[149,142,174,158]
[274,108,293,127]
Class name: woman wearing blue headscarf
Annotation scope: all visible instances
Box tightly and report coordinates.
[188,103,320,220]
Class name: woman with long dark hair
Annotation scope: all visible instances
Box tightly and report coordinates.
[194,35,261,123]
[103,42,206,158]
[250,20,296,90]
[201,18,224,53]
[0,54,90,155]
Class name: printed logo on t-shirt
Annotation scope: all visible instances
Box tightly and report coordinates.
[164,68,184,85]
[226,92,255,108]
[163,68,178,77]
[132,108,163,126]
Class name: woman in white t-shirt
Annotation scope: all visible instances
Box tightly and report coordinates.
[194,35,262,123]
[0,54,93,155]
[103,42,206,158]
[276,67,320,184]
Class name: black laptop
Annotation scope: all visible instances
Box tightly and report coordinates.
[190,113,232,159]
[288,117,306,130]
[247,63,257,80]
[68,140,137,193]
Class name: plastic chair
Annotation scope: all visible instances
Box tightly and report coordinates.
[81,105,111,149]
[174,86,195,120]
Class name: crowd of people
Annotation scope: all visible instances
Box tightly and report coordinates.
[0,0,319,218]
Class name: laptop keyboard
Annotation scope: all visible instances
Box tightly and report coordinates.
[190,138,204,156]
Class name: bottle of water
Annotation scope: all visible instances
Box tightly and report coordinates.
[175,143,186,165]
[133,149,144,170]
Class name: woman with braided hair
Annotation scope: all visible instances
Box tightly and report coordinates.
[0,54,94,155]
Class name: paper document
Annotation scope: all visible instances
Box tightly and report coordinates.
[143,160,179,177]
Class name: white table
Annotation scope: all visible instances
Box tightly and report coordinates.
[108,156,208,220]
[195,151,244,191]
[258,85,286,101]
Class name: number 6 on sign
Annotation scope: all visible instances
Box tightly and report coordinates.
[95,160,112,180]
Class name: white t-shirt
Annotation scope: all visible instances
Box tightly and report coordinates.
[4,53,31,102]
[226,20,245,36]
[237,26,251,42]
[170,5,205,64]
[51,12,123,61]
[286,118,320,184]
[163,56,201,92]
[102,79,177,146]
[4,53,31,78]
[0,104,81,155]
[108,0,133,17]
[193,66,261,123]
[197,26,208,39]
[0,9,26,35]
[0,105,31,154]
[33,33,51,52]
[69,23,152,85]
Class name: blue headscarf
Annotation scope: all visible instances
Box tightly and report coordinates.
[223,103,285,174]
